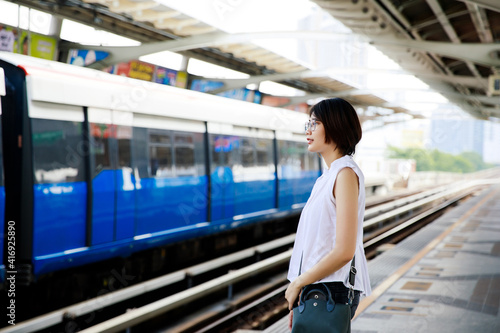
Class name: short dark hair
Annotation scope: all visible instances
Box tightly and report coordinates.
[309,98,362,156]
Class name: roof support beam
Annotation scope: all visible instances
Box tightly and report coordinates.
[60,30,354,69]
[59,30,500,70]
[132,10,181,22]
[425,0,483,83]
[206,70,310,94]
[370,38,500,68]
[205,67,486,94]
[109,0,160,13]
[466,3,494,43]
[439,91,500,105]
[458,0,500,12]
[417,73,487,87]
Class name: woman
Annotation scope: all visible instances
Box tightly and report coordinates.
[285,98,371,331]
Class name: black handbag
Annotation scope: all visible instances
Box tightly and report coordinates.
[291,257,356,333]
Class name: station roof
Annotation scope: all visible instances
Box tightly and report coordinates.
[14,0,500,120]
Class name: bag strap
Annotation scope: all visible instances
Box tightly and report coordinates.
[297,252,356,304]
[348,256,356,304]
[298,252,303,276]
[349,256,356,286]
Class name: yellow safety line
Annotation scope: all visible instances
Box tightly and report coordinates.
[353,186,500,320]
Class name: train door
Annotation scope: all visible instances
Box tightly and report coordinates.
[89,109,135,245]
[210,134,235,221]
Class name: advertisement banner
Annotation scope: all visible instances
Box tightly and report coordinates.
[0,28,15,52]
[128,60,155,81]
[68,49,109,67]
[191,79,262,103]
[175,71,188,89]
[30,34,56,60]
[190,79,224,93]
[154,67,188,88]
[218,88,261,104]
[111,60,155,82]
[0,25,57,60]
[155,67,177,85]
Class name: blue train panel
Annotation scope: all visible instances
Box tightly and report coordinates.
[115,168,136,240]
[90,169,136,244]
[92,170,115,245]
[210,167,235,221]
[33,182,87,257]
[30,172,313,276]
[279,170,318,209]
[234,179,276,216]
[135,175,208,235]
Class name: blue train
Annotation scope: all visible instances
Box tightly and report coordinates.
[0,52,320,285]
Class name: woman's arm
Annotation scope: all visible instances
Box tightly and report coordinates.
[285,167,359,309]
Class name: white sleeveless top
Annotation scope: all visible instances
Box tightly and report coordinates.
[287,155,372,296]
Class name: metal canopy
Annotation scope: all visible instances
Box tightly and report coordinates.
[11,0,500,120]
[312,0,500,119]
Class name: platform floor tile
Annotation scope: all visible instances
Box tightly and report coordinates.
[352,185,500,333]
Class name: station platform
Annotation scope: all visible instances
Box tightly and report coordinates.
[249,183,500,333]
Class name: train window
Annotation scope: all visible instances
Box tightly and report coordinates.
[149,131,173,177]
[297,142,317,171]
[32,118,85,183]
[279,141,297,166]
[90,123,113,175]
[211,135,232,167]
[308,150,318,171]
[193,132,206,176]
[150,133,170,144]
[132,127,149,178]
[241,138,255,167]
[174,133,196,176]
[117,126,132,168]
[118,140,131,168]
[279,141,318,172]
[175,134,193,144]
[175,147,195,175]
[256,138,273,166]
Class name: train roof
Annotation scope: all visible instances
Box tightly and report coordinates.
[0,52,308,139]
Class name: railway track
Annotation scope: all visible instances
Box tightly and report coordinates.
[2,178,498,333]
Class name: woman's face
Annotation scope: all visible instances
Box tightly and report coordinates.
[305,114,335,154]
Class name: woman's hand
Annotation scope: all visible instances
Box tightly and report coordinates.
[285,280,302,310]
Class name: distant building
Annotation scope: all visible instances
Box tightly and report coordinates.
[483,121,500,164]
[430,118,484,157]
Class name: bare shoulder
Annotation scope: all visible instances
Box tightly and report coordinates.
[334,167,359,198]
[337,167,358,184]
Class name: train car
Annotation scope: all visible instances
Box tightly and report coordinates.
[0,52,320,286]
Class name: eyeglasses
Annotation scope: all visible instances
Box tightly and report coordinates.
[305,119,318,132]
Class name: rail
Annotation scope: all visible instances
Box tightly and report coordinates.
[0,235,295,333]
[79,250,292,333]
[2,178,498,333]
[364,179,498,230]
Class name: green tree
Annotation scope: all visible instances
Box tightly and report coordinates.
[459,151,494,171]
[386,147,493,173]
[387,147,434,171]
